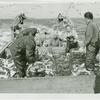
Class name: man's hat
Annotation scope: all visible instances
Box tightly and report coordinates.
[19,13,27,20]
[22,13,27,19]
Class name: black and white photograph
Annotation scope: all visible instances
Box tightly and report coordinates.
[0,0,100,95]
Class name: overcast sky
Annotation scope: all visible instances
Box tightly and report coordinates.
[0,0,100,19]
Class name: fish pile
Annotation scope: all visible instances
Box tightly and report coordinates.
[71,63,91,76]
[26,48,72,77]
[0,47,88,78]
[0,17,89,78]
[0,58,16,78]
[26,60,55,77]
[0,29,11,51]
[68,48,92,76]
[34,23,79,48]
[69,49,86,66]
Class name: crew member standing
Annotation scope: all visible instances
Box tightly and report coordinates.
[84,12,100,93]
[84,12,99,71]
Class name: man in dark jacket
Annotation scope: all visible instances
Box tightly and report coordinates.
[9,28,38,78]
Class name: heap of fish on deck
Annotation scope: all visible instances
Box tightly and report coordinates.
[0,16,97,78]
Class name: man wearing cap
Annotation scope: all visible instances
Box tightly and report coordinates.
[11,13,27,40]
[84,12,100,93]
[84,12,99,71]
[9,28,38,78]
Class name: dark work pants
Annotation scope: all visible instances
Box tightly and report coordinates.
[13,57,27,78]
[94,75,100,93]
[85,43,100,93]
[85,43,99,71]
[9,43,27,78]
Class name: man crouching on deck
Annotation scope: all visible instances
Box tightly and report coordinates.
[9,28,38,78]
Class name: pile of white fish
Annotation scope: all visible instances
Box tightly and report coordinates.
[0,17,89,78]
[0,58,16,78]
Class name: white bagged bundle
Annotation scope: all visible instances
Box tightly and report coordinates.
[44,60,55,76]
[71,63,91,76]
[26,61,45,77]
[78,47,86,53]
[43,39,51,47]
